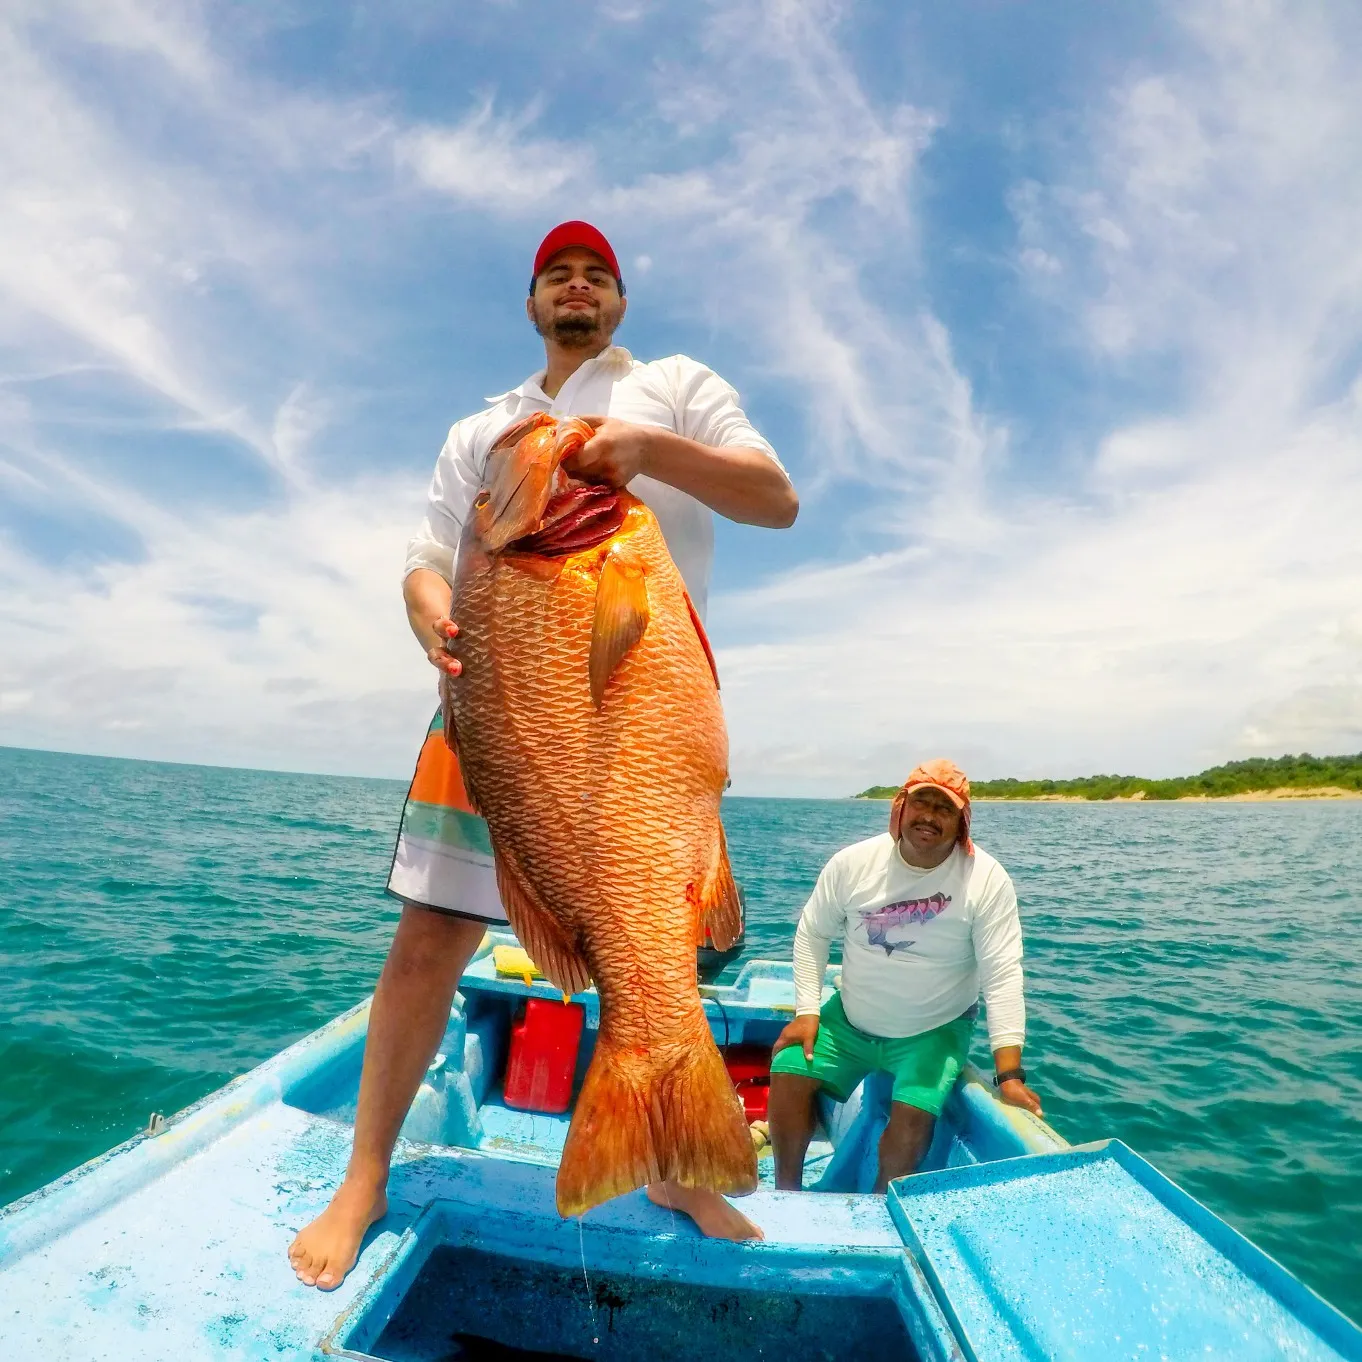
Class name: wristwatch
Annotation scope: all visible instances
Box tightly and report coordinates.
[993,1068,1026,1087]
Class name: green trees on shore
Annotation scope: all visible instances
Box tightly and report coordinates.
[854,753,1362,801]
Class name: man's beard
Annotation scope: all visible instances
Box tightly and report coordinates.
[546,312,601,348]
[532,302,618,349]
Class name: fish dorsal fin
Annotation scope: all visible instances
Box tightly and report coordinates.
[492,850,592,997]
[590,548,650,708]
[695,822,742,951]
[684,589,719,690]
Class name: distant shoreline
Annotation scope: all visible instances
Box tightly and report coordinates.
[854,753,1362,803]
[857,786,1362,804]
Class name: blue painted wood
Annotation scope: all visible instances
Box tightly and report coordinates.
[887,1141,1362,1362]
[0,931,1353,1361]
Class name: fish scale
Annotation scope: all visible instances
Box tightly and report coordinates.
[446,419,755,1217]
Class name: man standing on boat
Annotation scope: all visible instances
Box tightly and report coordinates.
[288,221,797,1289]
[767,760,1042,1191]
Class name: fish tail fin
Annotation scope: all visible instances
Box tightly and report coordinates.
[556,1026,757,1217]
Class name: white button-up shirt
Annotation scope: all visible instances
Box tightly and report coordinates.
[403,346,784,621]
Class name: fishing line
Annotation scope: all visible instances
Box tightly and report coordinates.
[576,1216,600,1347]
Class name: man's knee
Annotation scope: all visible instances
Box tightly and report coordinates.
[768,1072,822,1116]
[886,1101,935,1137]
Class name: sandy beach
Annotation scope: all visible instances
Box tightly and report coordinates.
[968,786,1362,803]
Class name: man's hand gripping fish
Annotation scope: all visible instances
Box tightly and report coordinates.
[441,413,757,1217]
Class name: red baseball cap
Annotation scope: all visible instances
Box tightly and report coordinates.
[531,221,623,285]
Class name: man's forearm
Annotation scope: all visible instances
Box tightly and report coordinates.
[403,567,454,653]
[642,430,798,528]
[992,1044,1024,1077]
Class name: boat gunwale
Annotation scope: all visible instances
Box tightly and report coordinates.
[0,995,373,1269]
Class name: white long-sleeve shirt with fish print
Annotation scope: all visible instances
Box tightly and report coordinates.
[792,833,1026,1050]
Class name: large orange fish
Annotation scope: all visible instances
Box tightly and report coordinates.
[442,413,756,1217]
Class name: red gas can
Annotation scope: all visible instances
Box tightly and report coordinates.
[503,998,586,1114]
[723,1044,772,1122]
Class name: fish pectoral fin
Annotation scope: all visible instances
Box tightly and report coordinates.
[697,825,743,952]
[683,588,719,690]
[492,851,591,997]
[439,678,459,756]
[589,548,650,708]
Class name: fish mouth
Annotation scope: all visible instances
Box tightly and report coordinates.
[511,484,627,556]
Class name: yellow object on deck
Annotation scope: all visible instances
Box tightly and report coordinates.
[492,944,543,986]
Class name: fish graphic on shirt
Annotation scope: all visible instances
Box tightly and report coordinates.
[861,892,952,955]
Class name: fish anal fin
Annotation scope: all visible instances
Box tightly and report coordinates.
[556,1029,757,1217]
[493,851,591,997]
[696,825,742,951]
[589,549,650,708]
[684,590,719,690]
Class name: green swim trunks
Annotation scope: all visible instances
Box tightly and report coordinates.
[770,991,975,1115]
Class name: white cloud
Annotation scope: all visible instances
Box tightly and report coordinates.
[0,459,440,775]
[0,7,285,469]
[398,0,979,521]
[713,0,1362,793]
[5,0,1361,796]
[0,2,444,771]
[594,0,973,516]
[394,102,594,214]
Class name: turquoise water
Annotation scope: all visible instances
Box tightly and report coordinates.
[2,745,1360,1323]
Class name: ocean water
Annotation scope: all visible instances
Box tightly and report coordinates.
[2,744,1360,1323]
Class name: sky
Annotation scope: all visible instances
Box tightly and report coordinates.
[3,0,1362,796]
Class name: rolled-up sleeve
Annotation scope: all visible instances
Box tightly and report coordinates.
[403,419,485,585]
[971,864,1026,1051]
[666,355,787,473]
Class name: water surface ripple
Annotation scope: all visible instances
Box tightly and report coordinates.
[1,747,1359,1322]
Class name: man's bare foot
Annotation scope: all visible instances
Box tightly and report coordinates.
[646,1181,764,1241]
[288,1177,389,1290]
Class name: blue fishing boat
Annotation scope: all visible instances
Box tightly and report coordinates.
[2,930,1359,1361]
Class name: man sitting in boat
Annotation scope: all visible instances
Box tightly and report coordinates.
[767,760,1042,1191]
[288,221,797,1290]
